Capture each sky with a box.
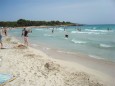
[0,0,115,24]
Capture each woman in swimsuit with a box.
[22,28,29,46]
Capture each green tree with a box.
[17,19,27,26]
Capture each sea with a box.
[9,24,115,62]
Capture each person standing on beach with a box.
[0,28,3,49]
[3,27,8,36]
[22,28,30,46]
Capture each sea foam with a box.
[44,34,52,37]
[35,29,43,30]
[100,44,112,48]
[89,55,104,59]
[72,39,87,44]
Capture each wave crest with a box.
[100,44,112,48]
[72,39,87,44]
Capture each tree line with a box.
[0,19,80,27]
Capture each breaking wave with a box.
[71,39,87,44]
[100,44,112,48]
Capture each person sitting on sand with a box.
[0,28,3,49]
[22,28,30,46]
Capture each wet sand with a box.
[31,43,115,86]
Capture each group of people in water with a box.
[0,26,69,49]
[51,26,112,39]
[51,27,81,38]
[0,26,112,49]
[51,27,69,38]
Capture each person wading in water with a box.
[22,28,31,46]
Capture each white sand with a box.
[0,37,113,86]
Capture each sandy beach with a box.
[0,37,114,86]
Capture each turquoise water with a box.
[9,24,115,62]
[0,74,12,84]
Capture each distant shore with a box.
[0,19,80,28]
[13,25,79,29]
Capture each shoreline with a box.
[31,42,115,78]
[31,42,115,63]
[30,42,115,86]
[14,25,73,29]
[0,36,115,86]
